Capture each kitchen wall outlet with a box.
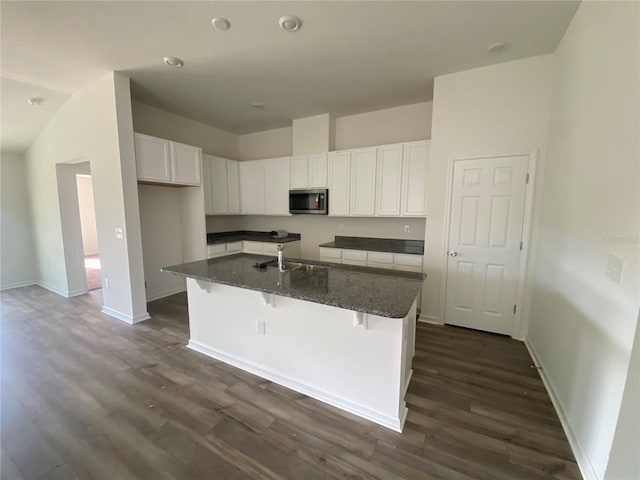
[339,223,344,231]
[115,227,124,239]
[256,319,266,335]
[404,225,410,233]
[606,254,624,283]
[104,278,110,288]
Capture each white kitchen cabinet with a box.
[264,157,291,215]
[239,160,265,214]
[328,151,351,216]
[319,247,342,262]
[206,243,227,259]
[134,133,172,183]
[367,251,395,269]
[350,148,377,216]
[242,241,265,254]
[227,241,243,254]
[171,141,202,186]
[317,247,423,273]
[394,253,423,272]
[341,249,368,266]
[227,160,241,214]
[401,140,429,216]
[202,155,214,215]
[134,133,202,186]
[375,144,403,216]
[290,156,308,189]
[210,155,229,214]
[308,153,328,188]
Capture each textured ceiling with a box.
[1,1,579,153]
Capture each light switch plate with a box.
[115,227,124,239]
[606,254,624,283]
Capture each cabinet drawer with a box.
[367,251,394,265]
[319,247,342,260]
[207,244,226,257]
[263,243,280,255]
[394,254,423,269]
[227,241,243,253]
[342,249,368,262]
[243,241,264,254]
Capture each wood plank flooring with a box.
[0,286,581,480]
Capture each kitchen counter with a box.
[207,230,301,245]
[319,235,424,255]
[162,253,424,319]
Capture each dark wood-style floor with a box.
[1,286,580,480]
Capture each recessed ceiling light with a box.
[212,17,230,30]
[163,56,184,67]
[252,102,265,110]
[487,42,507,54]
[279,15,302,32]
[27,97,44,106]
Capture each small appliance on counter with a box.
[270,230,289,239]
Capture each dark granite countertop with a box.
[207,230,301,245]
[162,253,424,319]
[319,236,424,255]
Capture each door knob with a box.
[449,251,458,257]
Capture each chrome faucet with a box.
[277,243,286,272]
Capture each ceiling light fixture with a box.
[487,42,507,54]
[27,97,44,106]
[212,17,230,30]
[252,102,265,110]
[163,56,184,67]
[279,15,302,32]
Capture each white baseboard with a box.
[525,338,599,480]
[67,288,88,298]
[102,306,150,324]
[37,282,70,297]
[0,280,36,291]
[188,339,406,432]
[145,287,187,303]
[418,314,440,324]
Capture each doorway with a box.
[76,174,101,290]
[443,154,532,336]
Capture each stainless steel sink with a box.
[268,261,333,272]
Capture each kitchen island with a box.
[162,253,424,431]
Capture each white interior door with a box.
[445,155,529,336]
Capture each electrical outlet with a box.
[339,223,344,231]
[115,227,124,239]
[606,254,624,283]
[256,319,266,335]
[104,278,110,288]
[404,225,410,233]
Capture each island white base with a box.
[185,278,416,432]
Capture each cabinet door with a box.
[239,160,265,214]
[308,153,328,188]
[227,160,241,214]
[328,151,351,216]
[243,241,264,254]
[290,155,308,189]
[350,148,377,216]
[202,154,214,215]
[264,157,291,215]
[134,133,171,183]
[210,156,229,214]
[171,141,202,186]
[402,141,429,216]
[375,144,403,216]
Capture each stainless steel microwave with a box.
[289,189,328,215]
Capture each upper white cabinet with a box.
[349,148,377,216]
[328,151,351,216]
[264,157,291,215]
[401,140,429,216]
[290,154,328,189]
[239,160,265,214]
[135,133,201,186]
[202,155,240,215]
[375,144,403,216]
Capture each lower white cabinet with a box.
[319,247,423,272]
[208,241,301,259]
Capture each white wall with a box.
[424,55,553,323]
[76,174,99,255]
[527,2,639,479]
[334,102,432,150]
[210,215,425,261]
[238,126,292,161]
[293,113,332,155]
[24,72,148,322]
[0,151,37,289]
[131,100,239,159]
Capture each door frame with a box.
[438,150,538,339]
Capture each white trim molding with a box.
[102,306,150,324]
[525,338,599,480]
[188,339,407,432]
[418,314,440,324]
[0,281,37,291]
[145,286,187,303]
